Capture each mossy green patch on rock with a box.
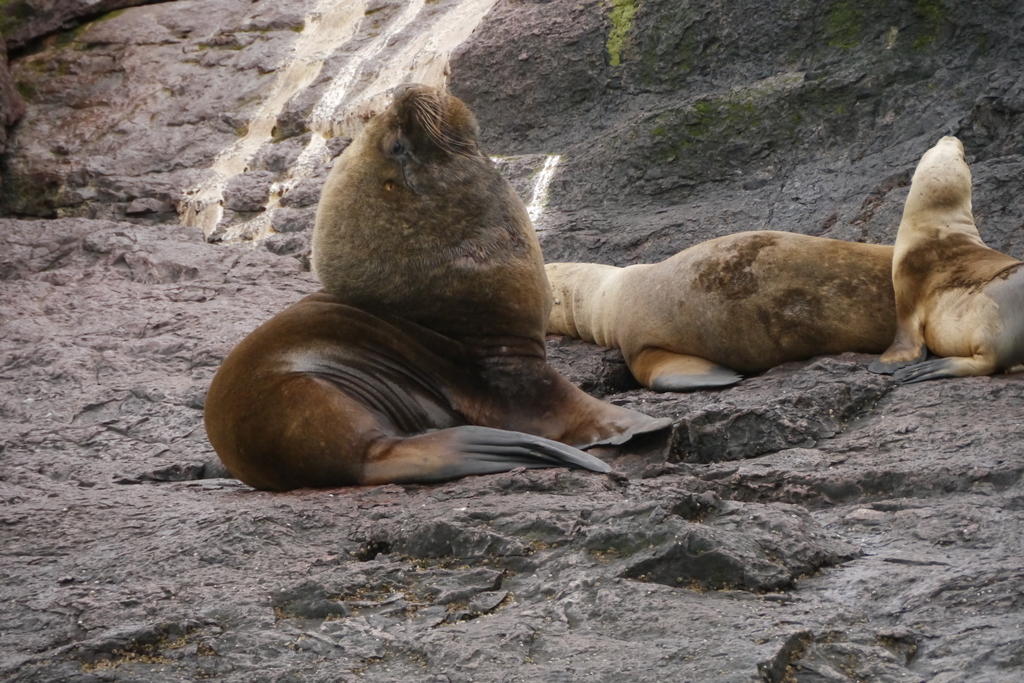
[96,8,127,23]
[683,95,760,146]
[821,0,946,54]
[0,0,32,36]
[622,70,876,191]
[643,88,768,168]
[607,0,639,67]
[626,0,703,88]
[14,78,35,100]
[826,1,865,49]
[912,0,945,49]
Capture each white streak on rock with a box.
[180,0,365,238]
[311,0,498,141]
[182,0,498,244]
[527,154,561,227]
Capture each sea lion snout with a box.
[391,82,418,100]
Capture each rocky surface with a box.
[2,1,1024,682]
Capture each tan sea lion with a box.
[204,84,669,491]
[868,136,1024,383]
[547,231,897,391]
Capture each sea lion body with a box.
[205,85,668,491]
[869,136,1024,382]
[547,231,896,391]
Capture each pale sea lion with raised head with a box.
[204,84,669,491]
[868,136,1024,382]
[547,231,897,391]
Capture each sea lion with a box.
[868,136,1024,383]
[546,231,897,391]
[204,84,669,491]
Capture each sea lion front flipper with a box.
[361,425,611,485]
[869,317,928,375]
[892,354,999,384]
[630,348,742,391]
[539,368,673,447]
[868,344,927,375]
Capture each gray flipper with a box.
[650,368,742,392]
[631,348,742,392]
[893,355,997,384]
[362,425,610,485]
[869,339,928,375]
[449,425,612,473]
[868,350,926,375]
[585,416,674,447]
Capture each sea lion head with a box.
[357,83,483,193]
[903,135,972,219]
[318,83,488,210]
[312,84,549,341]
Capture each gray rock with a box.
[223,171,275,213]
[2,1,310,221]
[278,176,327,209]
[271,206,314,233]
[451,0,1024,267]
[0,1,158,50]
[263,230,311,269]
[3,212,1024,683]
[0,33,24,127]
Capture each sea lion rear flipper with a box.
[362,425,611,485]
[893,354,998,384]
[630,348,742,391]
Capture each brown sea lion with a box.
[868,136,1024,383]
[204,84,669,491]
[546,231,896,391]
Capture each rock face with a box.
[2,1,1024,682]
[452,0,1024,264]
[0,1,158,51]
[0,0,500,244]
[0,32,25,197]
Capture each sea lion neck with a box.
[900,139,973,228]
[898,138,981,250]
[547,263,622,348]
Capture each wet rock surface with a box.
[3,1,1024,682]
[3,219,1024,682]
